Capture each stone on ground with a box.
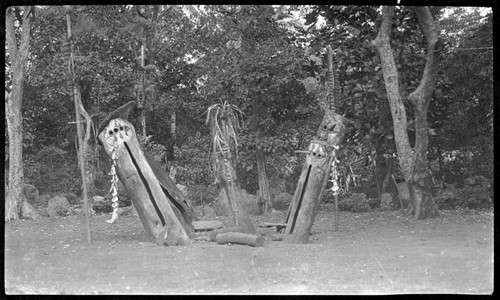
[202,206,216,219]
[23,184,39,206]
[272,192,293,211]
[36,194,51,208]
[47,196,71,217]
[380,193,393,210]
[61,192,78,205]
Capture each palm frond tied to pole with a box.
[206,101,244,181]
[205,101,256,235]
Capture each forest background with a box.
[4,5,493,218]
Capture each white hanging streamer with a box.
[328,145,340,195]
[106,128,120,224]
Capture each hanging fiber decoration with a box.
[328,145,341,195]
[106,120,120,224]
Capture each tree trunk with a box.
[372,6,440,219]
[167,110,176,164]
[5,7,34,221]
[256,149,272,212]
[374,143,386,199]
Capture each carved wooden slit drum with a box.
[97,101,197,246]
[283,110,349,244]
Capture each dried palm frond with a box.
[205,101,244,178]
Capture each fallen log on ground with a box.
[258,222,287,231]
[209,226,245,242]
[216,232,265,247]
[193,220,223,232]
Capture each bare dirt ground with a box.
[4,204,493,295]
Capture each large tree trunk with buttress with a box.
[372,6,440,219]
[5,7,34,221]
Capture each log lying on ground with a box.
[272,234,284,241]
[209,226,245,242]
[193,220,223,232]
[258,222,287,230]
[216,232,265,247]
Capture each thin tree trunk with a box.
[5,7,34,221]
[256,149,272,212]
[374,144,385,199]
[140,111,147,137]
[169,110,176,163]
[383,155,394,193]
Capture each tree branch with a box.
[407,6,440,108]
[407,7,441,168]
[18,7,34,60]
[6,7,19,61]
[451,47,493,51]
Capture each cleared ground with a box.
[4,204,493,295]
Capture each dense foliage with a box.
[5,5,492,208]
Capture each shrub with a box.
[338,193,370,212]
[24,145,81,195]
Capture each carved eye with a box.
[109,130,113,135]
[114,128,119,133]
[119,126,123,131]
[323,125,328,130]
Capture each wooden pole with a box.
[334,194,339,231]
[66,9,91,245]
[140,42,146,137]
[328,45,339,232]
